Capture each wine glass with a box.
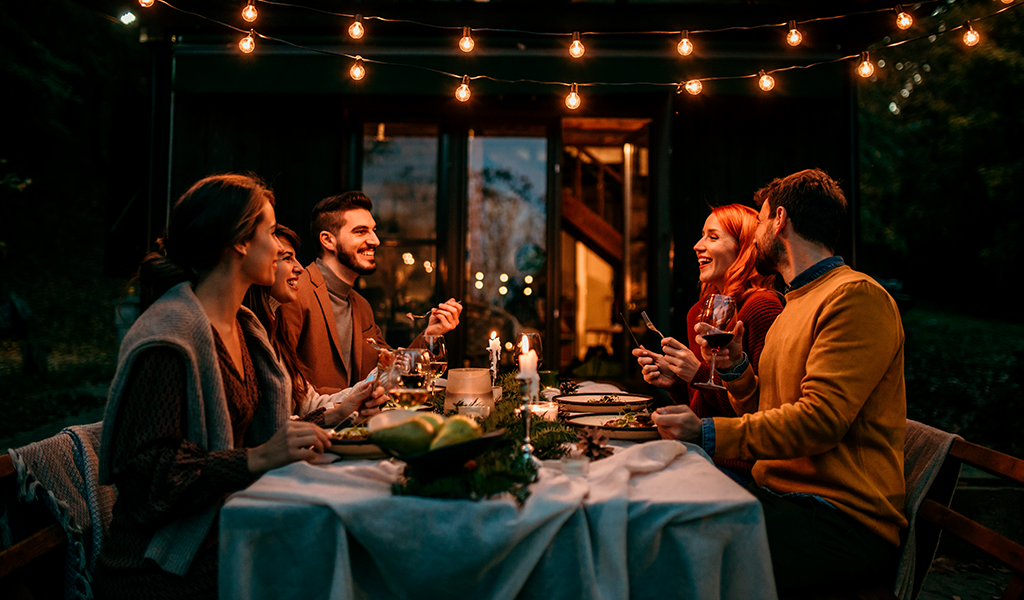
[516,333,543,368]
[692,294,738,391]
[387,348,431,409]
[423,335,447,395]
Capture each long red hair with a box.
[699,203,776,304]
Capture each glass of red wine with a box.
[692,294,738,391]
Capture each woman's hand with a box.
[247,420,331,474]
[660,337,701,383]
[322,380,389,427]
[632,346,676,389]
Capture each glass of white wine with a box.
[423,335,447,395]
[387,349,431,409]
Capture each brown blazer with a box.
[278,262,387,392]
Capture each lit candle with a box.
[488,331,501,352]
[518,334,540,400]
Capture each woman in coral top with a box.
[634,203,782,482]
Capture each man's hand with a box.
[632,346,676,389]
[651,405,702,443]
[424,298,463,336]
[694,320,745,370]
[659,337,701,383]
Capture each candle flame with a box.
[521,334,529,353]
[490,331,497,340]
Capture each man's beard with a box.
[336,245,377,276]
[753,232,785,278]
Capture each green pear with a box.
[418,413,445,430]
[429,415,482,450]
[370,416,436,455]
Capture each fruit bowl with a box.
[381,429,507,475]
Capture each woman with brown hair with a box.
[243,224,386,426]
[635,203,783,481]
[94,174,333,599]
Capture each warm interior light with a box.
[963,22,980,46]
[139,0,154,7]
[684,79,702,95]
[120,12,136,24]
[569,32,585,58]
[239,32,255,53]
[241,0,257,23]
[455,76,471,102]
[348,15,364,39]
[786,21,803,46]
[349,56,365,80]
[459,27,475,53]
[758,71,775,91]
[895,7,913,30]
[565,83,581,109]
[857,52,875,78]
[677,31,693,56]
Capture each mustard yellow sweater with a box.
[714,265,908,546]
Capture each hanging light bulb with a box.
[568,32,585,59]
[241,0,257,23]
[459,27,475,53]
[348,14,364,40]
[895,6,913,30]
[455,76,472,102]
[677,30,693,56]
[565,83,581,110]
[758,70,775,92]
[684,79,702,95]
[856,52,875,78]
[239,31,255,54]
[349,56,365,80]
[786,21,803,46]
[139,0,154,7]
[963,22,980,46]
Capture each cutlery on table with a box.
[640,311,664,339]
[618,312,642,349]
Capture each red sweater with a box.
[670,289,783,476]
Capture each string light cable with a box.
[137,0,1023,99]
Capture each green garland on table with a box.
[394,371,577,506]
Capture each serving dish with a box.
[554,392,653,414]
[565,414,660,441]
[380,429,507,474]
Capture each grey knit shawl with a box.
[99,282,290,576]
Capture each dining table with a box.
[219,435,778,600]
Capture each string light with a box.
[895,6,913,30]
[349,56,365,80]
[856,51,875,78]
[239,30,255,53]
[568,32,585,58]
[565,83,581,110]
[139,0,154,7]
[459,27,475,53]
[677,30,693,56]
[786,20,803,46]
[120,12,137,24]
[963,21,980,46]
[241,0,257,23]
[455,75,471,102]
[348,14,364,40]
[1002,0,1014,4]
[684,79,702,95]
[758,70,775,91]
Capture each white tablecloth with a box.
[219,441,777,600]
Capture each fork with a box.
[405,300,462,321]
[640,311,664,339]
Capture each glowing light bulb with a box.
[677,31,693,56]
[459,27,475,53]
[684,79,702,95]
[455,75,471,102]
[565,83,581,110]
[241,1,257,23]
[758,70,775,91]
[1002,0,1014,4]
[895,7,913,30]
[139,0,154,7]
[568,32,585,59]
[963,22,980,46]
[857,52,875,78]
[786,21,802,46]
[120,12,136,24]
[239,31,255,54]
[348,15,364,40]
[349,56,365,80]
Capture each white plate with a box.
[565,413,660,441]
[554,392,653,414]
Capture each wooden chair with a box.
[0,453,67,600]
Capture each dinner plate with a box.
[565,414,660,441]
[380,429,507,475]
[327,438,389,459]
[554,392,653,414]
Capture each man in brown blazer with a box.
[279,191,462,392]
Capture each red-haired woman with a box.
[634,203,782,482]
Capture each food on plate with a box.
[592,394,620,403]
[604,410,654,428]
[370,415,437,454]
[330,424,370,440]
[429,415,482,450]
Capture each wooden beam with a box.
[948,439,1024,485]
[918,500,1024,576]
[562,194,622,267]
[0,524,66,580]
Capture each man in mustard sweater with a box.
[654,169,907,591]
